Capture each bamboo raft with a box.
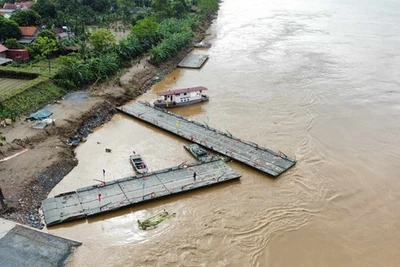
[117,101,296,177]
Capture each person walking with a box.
[193,171,197,181]
[0,187,6,208]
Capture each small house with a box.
[0,8,15,18]
[7,49,29,61]
[0,43,7,58]
[3,2,36,10]
[53,27,75,41]
[0,44,13,65]
[18,26,39,44]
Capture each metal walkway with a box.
[178,54,208,68]
[118,101,296,177]
[42,159,240,226]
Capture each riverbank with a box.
[0,16,215,229]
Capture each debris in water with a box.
[105,148,112,153]
[138,210,176,230]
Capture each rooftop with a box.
[0,44,8,53]
[20,26,38,37]
[3,2,35,10]
[157,86,208,96]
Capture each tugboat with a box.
[153,86,209,108]
[184,144,232,163]
[129,154,148,174]
[184,144,212,162]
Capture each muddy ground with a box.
[0,18,214,228]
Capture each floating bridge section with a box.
[118,102,296,177]
[42,159,240,226]
[178,54,209,68]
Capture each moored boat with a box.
[153,86,209,108]
[194,41,212,48]
[129,154,148,174]
[184,143,213,162]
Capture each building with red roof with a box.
[0,43,8,57]
[0,44,14,65]
[3,2,35,10]
[18,26,39,44]
[7,49,29,61]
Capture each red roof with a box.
[0,44,8,53]
[3,2,35,9]
[20,26,38,36]
[157,86,208,96]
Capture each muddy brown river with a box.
[47,0,400,266]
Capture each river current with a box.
[48,0,400,266]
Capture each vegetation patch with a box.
[0,82,65,119]
[0,78,32,96]
[0,68,39,79]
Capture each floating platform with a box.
[118,102,296,177]
[42,159,240,226]
[178,54,208,68]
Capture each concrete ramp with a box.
[0,224,81,267]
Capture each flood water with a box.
[47,0,400,266]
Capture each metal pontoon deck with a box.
[42,159,240,226]
[178,54,209,68]
[118,101,296,177]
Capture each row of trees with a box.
[54,0,219,89]
[55,12,200,89]
[1,0,219,90]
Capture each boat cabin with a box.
[157,86,207,105]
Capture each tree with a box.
[171,0,189,17]
[152,0,169,12]
[130,17,160,49]
[30,36,59,71]
[89,28,115,51]
[198,0,218,15]
[0,16,21,40]
[32,0,57,20]
[78,41,91,61]
[118,0,136,9]
[10,9,42,26]
[4,38,23,49]
[37,29,57,40]
[151,0,171,18]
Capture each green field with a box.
[0,77,31,95]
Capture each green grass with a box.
[0,77,32,95]
[0,59,61,101]
[27,58,63,75]
[0,81,66,119]
[2,58,63,78]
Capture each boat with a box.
[194,41,212,48]
[153,86,209,108]
[129,154,148,174]
[184,143,212,162]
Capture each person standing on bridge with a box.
[193,171,197,181]
[0,187,6,209]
